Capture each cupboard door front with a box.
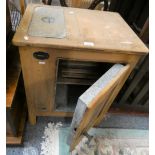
[67,63,130,151]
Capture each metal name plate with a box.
[28,6,66,38]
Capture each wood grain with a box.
[19,46,141,122]
[20,0,25,15]
[6,102,27,145]
[13,5,148,146]
[66,0,94,8]
[13,4,148,55]
[69,64,131,151]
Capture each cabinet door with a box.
[68,63,130,151]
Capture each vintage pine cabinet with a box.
[13,4,148,150]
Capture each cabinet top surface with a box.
[13,4,148,55]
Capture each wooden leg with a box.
[27,104,36,125]
[28,109,36,125]
[19,50,37,125]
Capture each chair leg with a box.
[59,0,109,10]
[47,0,52,5]
[42,0,52,5]
[89,0,109,10]
[59,0,68,7]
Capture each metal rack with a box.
[8,0,22,31]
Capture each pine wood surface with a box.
[13,4,148,55]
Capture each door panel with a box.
[67,63,130,151]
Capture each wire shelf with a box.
[8,1,22,32]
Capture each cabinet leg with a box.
[28,111,36,125]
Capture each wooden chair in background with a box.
[19,0,109,15]
[59,0,109,10]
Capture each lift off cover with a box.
[28,6,66,38]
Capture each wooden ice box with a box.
[13,4,148,131]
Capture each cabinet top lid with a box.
[28,6,66,38]
[13,4,148,55]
